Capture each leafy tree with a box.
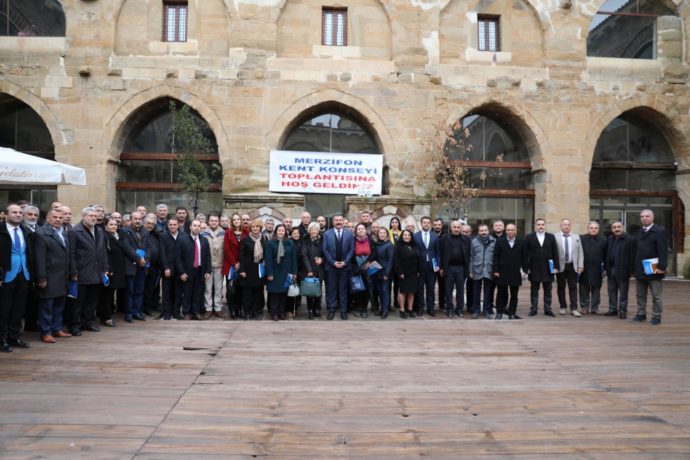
[168,101,218,216]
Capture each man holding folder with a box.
[632,209,667,326]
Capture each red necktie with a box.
[193,237,200,268]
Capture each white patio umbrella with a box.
[0,146,86,186]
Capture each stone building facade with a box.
[1,0,689,272]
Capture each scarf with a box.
[250,233,263,263]
[276,239,285,264]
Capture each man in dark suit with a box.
[176,220,211,320]
[524,218,559,317]
[432,218,447,312]
[0,204,33,352]
[33,209,72,343]
[492,223,527,320]
[21,205,40,333]
[632,209,667,325]
[322,214,354,320]
[143,214,162,316]
[439,220,470,318]
[160,219,183,320]
[579,221,607,315]
[413,216,440,317]
[604,221,635,319]
[120,211,149,322]
[68,206,110,336]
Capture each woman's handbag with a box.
[349,275,366,292]
[287,283,300,297]
[300,277,321,297]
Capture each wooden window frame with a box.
[162,1,188,43]
[477,15,500,52]
[322,7,348,47]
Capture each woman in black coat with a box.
[101,217,139,325]
[239,219,267,320]
[393,229,419,318]
[285,226,303,317]
[301,222,325,319]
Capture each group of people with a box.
[0,200,668,353]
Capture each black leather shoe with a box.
[619,311,627,319]
[528,309,537,317]
[603,310,618,316]
[8,338,30,348]
[471,312,479,319]
[374,310,382,316]
[308,311,314,320]
[69,328,82,336]
[495,313,502,320]
[133,314,147,321]
[381,311,388,319]
[360,311,368,318]
[82,323,101,332]
[340,312,348,320]
[631,314,646,322]
[399,311,407,319]
[125,316,133,323]
[1,341,12,353]
[650,317,661,326]
[416,312,423,317]
[427,310,435,317]
[486,313,494,320]
[544,310,555,317]
[512,314,521,320]
[327,311,335,320]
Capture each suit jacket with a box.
[0,223,32,281]
[554,231,584,271]
[32,225,68,298]
[105,231,138,290]
[120,226,149,276]
[580,234,607,287]
[413,230,440,271]
[525,232,559,282]
[160,231,182,273]
[176,233,212,277]
[634,224,667,280]
[605,233,635,281]
[322,228,354,272]
[439,233,470,272]
[492,236,527,286]
[68,222,110,285]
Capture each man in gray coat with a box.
[468,224,496,319]
[33,209,72,343]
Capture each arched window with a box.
[590,110,679,272]
[281,104,383,217]
[433,108,534,234]
[0,0,66,36]
[0,93,57,209]
[587,0,676,59]
[117,98,222,214]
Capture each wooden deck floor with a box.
[2,280,690,459]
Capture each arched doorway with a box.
[0,93,57,210]
[431,106,535,235]
[589,109,679,273]
[280,102,384,217]
[116,97,222,215]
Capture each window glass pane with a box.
[178,7,187,42]
[0,95,55,159]
[593,114,674,163]
[454,115,529,162]
[478,22,486,50]
[165,7,176,42]
[587,0,676,59]
[336,13,345,46]
[465,168,533,190]
[590,169,675,191]
[0,0,66,36]
[432,197,534,236]
[283,113,377,153]
[323,13,333,45]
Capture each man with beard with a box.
[579,221,607,315]
[604,221,635,319]
[524,218,559,317]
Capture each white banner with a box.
[269,150,383,196]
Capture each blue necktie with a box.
[13,228,21,252]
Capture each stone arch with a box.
[582,97,690,172]
[439,0,545,67]
[440,95,548,168]
[0,81,65,152]
[267,89,395,157]
[113,0,231,56]
[276,0,392,59]
[104,84,229,162]
[274,0,393,26]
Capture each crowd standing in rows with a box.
[0,201,668,352]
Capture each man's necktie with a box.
[193,237,200,268]
[13,228,21,252]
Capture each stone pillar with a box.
[658,16,688,84]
